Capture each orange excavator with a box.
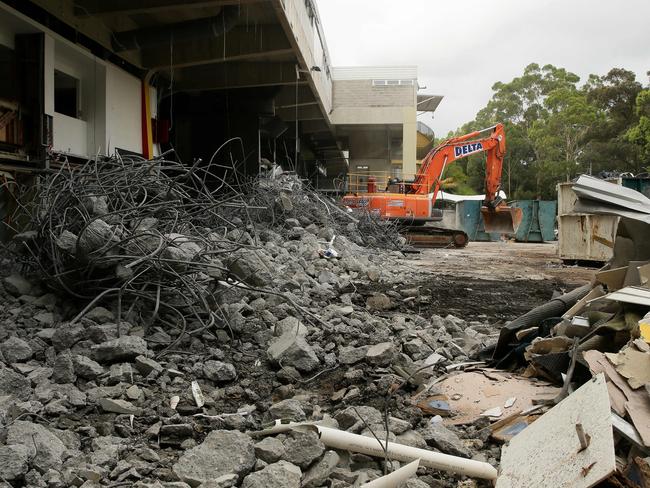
[342,123,523,248]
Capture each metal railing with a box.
[347,170,436,195]
[417,121,435,141]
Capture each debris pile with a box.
[7,155,402,333]
[4,156,645,486]
[488,176,650,487]
[0,155,511,488]
[232,171,405,251]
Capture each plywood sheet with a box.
[496,374,615,488]
[436,372,559,425]
[595,266,628,291]
[611,348,650,389]
[584,350,650,447]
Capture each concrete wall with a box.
[330,77,417,174]
[332,80,415,108]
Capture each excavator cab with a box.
[481,204,523,234]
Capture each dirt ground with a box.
[390,241,598,323]
[412,241,596,285]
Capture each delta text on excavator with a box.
[342,123,523,248]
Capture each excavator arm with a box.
[413,123,521,233]
[413,124,504,202]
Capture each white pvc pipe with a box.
[360,459,420,487]
[259,421,498,480]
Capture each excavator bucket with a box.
[481,205,523,235]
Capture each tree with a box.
[582,68,644,173]
[626,89,650,168]
[529,87,601,183]
[450,64,648,199]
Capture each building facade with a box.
[0,0,441,190]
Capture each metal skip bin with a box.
[457,200,502,242]
[557,181,619,263]
[509,200,557,242]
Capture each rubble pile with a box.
[230,171,405,251]
[5,159,646,486]
[0,156,504,488]
[6,156,402,333]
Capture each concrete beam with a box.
[277,104,324,122]
[142,24,292,69]
[273,84,317,108]
[74,0,263,16]
[300,119,330,134]
[112,12,239,52]
[173,61,305,91]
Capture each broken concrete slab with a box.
[254,437,285,464]
[52,352,76,384]
[91,336,148,363]
[99,398,142,415]
[72,354,105,379]
[281,429,326,469]
[267,333,320,372]
[0,444,30,481]
[0,366,32,400]
[301,450,339,488]
[203,360,237,382]
[0,336,32,363]
[7,421,68,472]
[173,430,255,487]
[338,345,370,365]
[365,342,397,366]
[268,399,306,421]
[420,422,472,458]
[241,460,301,488]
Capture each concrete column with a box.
[43,34,55,116]
[402,106,417,177]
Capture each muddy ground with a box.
[406,241,595,321]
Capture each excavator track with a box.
[401,225,469,248]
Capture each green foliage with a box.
[626,90,650,167]
[446,65,648,199]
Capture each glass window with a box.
[54,70,80,119]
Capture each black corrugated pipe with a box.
[491,283,593,362]
[112,6,240,52]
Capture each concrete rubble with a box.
[1,159,635,486]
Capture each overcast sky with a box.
[316,0,650,137]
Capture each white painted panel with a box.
[106,64,142,154]
[53,113,88,157]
